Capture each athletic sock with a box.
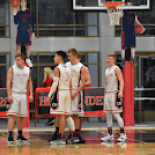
[120,128,125,134]
[108,128,112,135]
[9,131,13,138]
[55,127,59,134]
[18,130,22,137]
[75,129,80,134]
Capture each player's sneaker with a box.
[67,134,73,144]
[72,133,80,143]
[26,58,33,67]
[49,131,59,144]
[120,59,125,67]
[101,133,114,142]
[78,134,85,143]
[117,133,127,142]
[131,58,137,66]
[16,135,30,143]
[8,135,14,145]
[58,139,66,145]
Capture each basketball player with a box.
[7,53,33,144]
[66,49,87,143]
[101,53,127,142]
[13,0,35,67]
[45,51,75,145]
[121,0,145,67]
[66,52,91,143]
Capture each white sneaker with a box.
[26,58,33,67]
[101,133,114,142]
[117,133,127,142]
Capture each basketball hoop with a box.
[103,1,125,26]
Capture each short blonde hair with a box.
[107,53,117,59]
[67,48,78,56]
[77,52,81,59]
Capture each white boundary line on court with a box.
[1,126,155,133]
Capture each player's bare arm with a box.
[116,67,124,99]
[72,66,86,99]
[135,15,146,32]
[13,8,17,16]
[28,71,33,103]
[45,67,59,105]
[6,67,13,104]
[85,68,91,87]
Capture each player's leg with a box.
[130,33,137,66]
[49,91,60,142]
[24,29,33,67]
[101,93,114,141]
[58,114,66,144]
[16,116,29,142]
[121,30,127,67]
[112,93,127,142]
[7,93,19,144]
[48,116,60,142]
[17,94,29,142]
[131,47,137,66]
[16,45,21,54]
[65,91,75,143]
[8,115,16,144]
[25,45,33,67]
[101,111,114,141]
[113,112,127,142]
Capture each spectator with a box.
[43,67,55,126]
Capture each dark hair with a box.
[15,53,25,60]
[56,51,67,60]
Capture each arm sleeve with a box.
[48,77,59,97]
[29,10,35,32]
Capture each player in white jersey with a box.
[101,53,127,142]
[66,48,87,143]
[7,53,33,145]
[45,51,75,145]
[70,52,91,142]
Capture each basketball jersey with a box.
[105,65,118,93]
[66,62,83,90]
[12,65,30,93]
[122,12,135,32]
[57,64,71,90]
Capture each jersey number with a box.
[20,77,25,84]
[65,72,70,81]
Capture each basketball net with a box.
[106,6,123,25]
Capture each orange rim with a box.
[103,1,125,7]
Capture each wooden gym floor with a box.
[0,128,155,155]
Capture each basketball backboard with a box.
[73,0,151,11]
